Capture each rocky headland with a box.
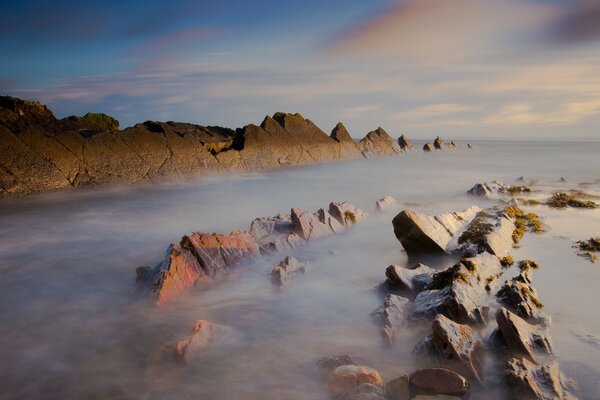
[0,96,469,196]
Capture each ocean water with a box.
[0,140,599,400]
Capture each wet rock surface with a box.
[316,355,357,377]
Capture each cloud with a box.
[483,99,600,126]
[388,103,481,122]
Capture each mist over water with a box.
[1,140,599,400]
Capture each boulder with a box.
[506,357,574,400]
[496,270,545,322]
[495,308,552,363]
[338,383,388,400]
[329,201,368,227]
[375,195,398,212]
[392,206,481,256]
[170,320,234,362]
[328,365,384,398]
[413,252,505,324]
[291,207,344,240]
[316,355,357,377]
[397,134,414,150]
[423,143,434,152]
[358,127,402,157]
[386,375,410,400]
[431,314,484,382]
[271,256,310,286]
[409,368,470,397]
[371,294,409,344]
[384,263,435,293]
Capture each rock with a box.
[392,206,481,256]
[413,252,505,324]
[412,396,462,400]
[338,383,388,400]
[331,122,364,160]
[144,231,259,305]
[449,141,459,149]
[506,357,574,400]
[291,207,344,240]
[316,355,357,377]
[467,180,531,199]
[496,270,545,322]
[433,136,445,150]
[358,127,402,157]
[559,177,568,183]
[409,368,470,397]
[423,143,434,152]
[398,134,414,150]
[386,375,410,400]
[248,214,304,254]
[328,365,384,398]
[172,320,234,362]
[467,144,473,149]
[371,294,409,344]
[495,308,552,363]
[457,210,515,256]
[431,314,484,382]
[271,256,310,286]
[384,263,435,293]
[375,195,398,212]
[329,201,368,227]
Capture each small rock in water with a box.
[316,354,357,377]
[398,134,414,151]
[370,294,409,344]
[386,375,410,400]
[409,368,470,397]
[159,320,235,363]
[328,365,384,398]
[423,143,434,152]
[375,195,398,212]
[271,256,310,286]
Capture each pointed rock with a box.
[398,134,414,150]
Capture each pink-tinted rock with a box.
[173,320,234,362]
[271,256,310,286]
[409,368,470,397]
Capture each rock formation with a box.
[397,134,413,150]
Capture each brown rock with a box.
[431,314,484,382]
[328,365,384,398]
[409,368,470,397]
[358,127,402,157]
[375,195,398,212]
[331,122,364,160]
[271,256,310,286]
[423,143,434,152]
[433,136,445,150]
[338,383,388,400]
[385,263,435,293]
[329,201,368,227]
[495,308,552,363]
[497,270,545,322]
[397,134,414,151]
[316,355,357,377]
[506,357,573,400]
[173,320,234,362]
[386,375,410,400]
[291,207,343,240]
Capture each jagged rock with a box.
[291,207,344,240]
[248,214,304,253]
[409,368,470,397]
[384,263,435,293]
[457,210,515,256]
[392,206,481,256]
[167,320,234,363]
[467,180,531,199]
[338,383,388,400]
[506,357,574,400]
[449,141,459,149]
[375,195,398,212]
[398,134,414,150]
[467,144,473,149]
[495,308,552,363]
[328,365,384,398]
[386,375,410,400]
[497,270,545,322]
[358,127,401,157]
[143,231,259,305]
[431,314,484,382]
[316,355,357,377]
[371,294,409,344]
[413,252,505,324]
[329,201,368,227]
[271,256,310,286]
[423,143,434,152]
[433,136,445,150]
[331,122,364,160]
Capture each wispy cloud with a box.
[388,103,481,122]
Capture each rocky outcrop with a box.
[328,365,384,398]
[497,270,545,322]
[271,256,310,286]
[467,181,531,199]
[139,201,366,305]
[375,195,398,212]
[358,127,402,158]
[397,134,413,150]
[506,357,574,400]
[371,294,409,344]
[392,206,481,256]
[384,263,435,293]
[494,308,552,363]
[0,96,470,196]
[457,210,516,257]
[423,143,434,152]
[434,136,445,150]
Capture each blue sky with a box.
[2,0,600,139]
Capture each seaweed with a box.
[546,192,598,209]
[518,259,540,272]
[574,237,600,263]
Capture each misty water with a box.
[1,140,599,400]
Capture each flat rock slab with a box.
[392,206,481,256]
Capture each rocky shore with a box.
[0,96,469,196]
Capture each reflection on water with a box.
[0,140,599,399]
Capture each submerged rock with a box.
[433,136,445,150]
[409,368,470,397]
[375,195,398,212]
[317,355,357,377]
[328,365,384,398]
[271,256,310,286]
[506,357,574,400]
[329,201,369,227]
[398,134,414,151]
[423,143,434,152]
[371,294,409,344]
[431,314,484,382]
[467,181,531,199]
[392,206,481,256]
[166,320,235,363]
[494,308,552,363]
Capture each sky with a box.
[1,0,600,140]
